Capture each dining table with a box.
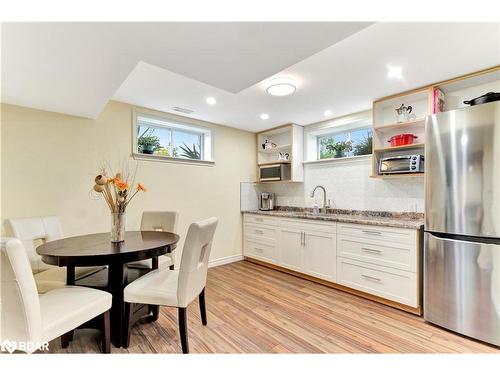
[36,230,179,348]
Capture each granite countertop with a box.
[243,207,424,229]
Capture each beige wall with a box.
[1,101,257,263]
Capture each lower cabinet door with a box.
[337,257,417,307]
[244,239,277,264]
[279,228,303,272]
[303,231,336,282]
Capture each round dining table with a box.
[36,231,179,348]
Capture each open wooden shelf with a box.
[258,160,292,166]
[370,173,425,179]
[258,144,291,153]
[373,143,425,153]
[373,118,425,130]
[254,179,294,184]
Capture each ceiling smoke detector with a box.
[172,106,194,114]
[265,77,296,97]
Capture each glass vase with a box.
[110,212,126,242]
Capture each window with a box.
[133,112,213,163]
[317,127,372,159]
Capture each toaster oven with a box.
[379,154,424,174]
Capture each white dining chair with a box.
[127,211,178,270]
[0,238,112,353]
[123,217,218,353]
[4,216,104,293]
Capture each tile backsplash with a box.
[247,156,424,213]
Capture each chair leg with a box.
[150,305,159,321]
[123,303,132,348]
[178,307,189,354]
[61,330,73,348]
[101,310,110,353]
[199,288,207,326]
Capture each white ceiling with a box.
[2,22,500,132]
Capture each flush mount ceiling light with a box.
[265,78,296,97]
[206,97,216,105]
[324,110,333,117]
[260,113,269,120]
[387,65,403,80]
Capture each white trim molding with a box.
[208,254,244,268]
[303,154,371,165]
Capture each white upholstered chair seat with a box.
[33,266,103,293]
[124,269,179,306]
[34,268,67,294]
[127,255,174,269]
[40,286,111,343]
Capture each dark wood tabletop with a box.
[36,230,180,348]
[37,231,180,267]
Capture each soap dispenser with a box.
[312,201,319,215]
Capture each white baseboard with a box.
[208,254,244,268]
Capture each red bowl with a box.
[388,134,418,147]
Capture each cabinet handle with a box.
[362,247,382,254]
[255,218,263,222]
[361,274,381,282]
[362,230,382,236]
[254,247,264,253]
[303,232,306,247]
[255,229,264,234]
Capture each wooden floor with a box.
[48,260,499,353]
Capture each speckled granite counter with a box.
[243,207,424,229]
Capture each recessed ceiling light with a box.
[324,110,333,117]
[206,97,216,105]
[265,77,296,97]
[260,113,269,120]
[387,65,403,80]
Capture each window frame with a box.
[316,127,372,160]
[303,110,372,163]
[132,110,214,165]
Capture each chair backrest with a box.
[140,211,178,233]
[177,217,218,307]
[0,238,43,350]
[3,216,62,274]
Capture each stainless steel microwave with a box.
[379,154,424,174]
[259,163,291,182]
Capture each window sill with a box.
[132,153,215,166]
[303,154,371,165]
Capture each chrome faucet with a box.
[310,185,331,214]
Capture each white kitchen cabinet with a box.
[336,257,417,307]
[244,239,277,264]
[278,227,303,272]
[243,213,422,314]
[302,230,336,282]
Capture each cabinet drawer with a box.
[244,214,279,227]
[244,224,278,243]
[244,239,277,263]
[280,218,336,234]
[337,257,417,307]
[337,222,416,245]
[337,236,416,272]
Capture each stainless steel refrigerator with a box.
[424,101,500,346]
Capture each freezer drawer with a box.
[424,232,500,346]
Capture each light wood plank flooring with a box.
[48,261,499,353]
